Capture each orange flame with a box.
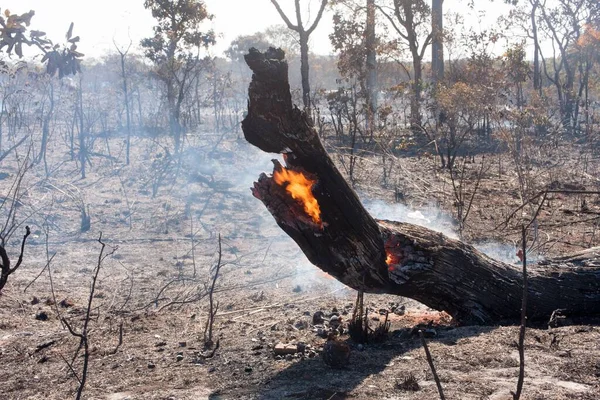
[273,168,322,225]
[386,253,393,265]
[385,252,395,271]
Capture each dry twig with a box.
[62,233,116,400]
[204,233,222,347]
[512,226,528,400]
[0,226,31,292]
[419,330,446,400]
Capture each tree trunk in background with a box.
[37,81,54,171]
[530,0,541,93]
[119,51,132,165]
[431,0,444,84]
[365,0,377,136]
[410,53,422,128]
[77,76,86,179]
[240,48,600,325]
[299,31,311,108]
[269,0,328,110]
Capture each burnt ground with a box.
[0,132,599,399]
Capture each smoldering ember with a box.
[0,2,599,400]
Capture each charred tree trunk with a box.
[431,0,444,84]
[241,48,600,325]
[365,0,377,136]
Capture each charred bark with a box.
[241,48,600,325]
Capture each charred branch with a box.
[241,48,600,325]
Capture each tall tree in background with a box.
[269,0,328,109]
[378,0,432,129]
[330,0,379,139]
[431,0,444,83]
[365,0,377,133]
[141,0,215,153]
[529,0,541,92]
[536,0,597,134]
[114,38,133,165]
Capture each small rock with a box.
[35,311,49,321]
[294,320,309,330]
[297,342,307,353]
[292,285,302,293]
[251,344,264,351]
[394,305,406,316]
[147,362,156,369]
[245,366,253,373]
[557,350,572,358]
[312,311,325,325]
[303,311,311,316]
[155,341,167,347]
[35,340,56,352]
[357,344,365,351]
[208,366,216,373]
[316,328,328,339]
[285,354,293,361]
[378,308,388,315]
[176,353,184,362]
[59,298,75,308]
[330,315,342,329]
[178,341,187,347]
[31,297,40,305]
[274,342,298,355]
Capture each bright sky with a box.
[7,0,514,60]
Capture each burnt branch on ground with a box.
[0,226,31,292]
[240,47,600,325]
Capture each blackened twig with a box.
[62,233,116,400]
[419,330,446,400]
[204,233,222,347]
[512,226,528,400]
[0,226,31,292]
[107,321,124,355]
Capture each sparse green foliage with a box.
[0,9,82,77]
[141,0,216,153]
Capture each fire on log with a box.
[241,47,600,325]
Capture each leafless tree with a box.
[270,0,328,108]
[114,36,133,165]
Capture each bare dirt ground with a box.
[1,132,599,399]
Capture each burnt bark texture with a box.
[241,48,600,325]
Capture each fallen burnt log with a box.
[241,47,600,325]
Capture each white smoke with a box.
[360,197,533,265]
[362,198,459,239]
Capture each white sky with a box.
[8,0,514,60]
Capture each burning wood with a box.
[241,48,600,325]
[385,252,395,272]
[273,166,322,226]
